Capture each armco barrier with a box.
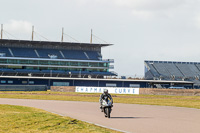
[51,86,200,96]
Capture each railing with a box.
[110,71,118,75]
[102,59,114,63]
[109,65,114,69]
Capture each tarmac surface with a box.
[0,98,200,133]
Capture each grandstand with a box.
[0,39,117,79]
[145,60,200,87]
[0,39,195,89]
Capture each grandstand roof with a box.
[0,39,113,47]
[145,60,200,64]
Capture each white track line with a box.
[50,111,131,133]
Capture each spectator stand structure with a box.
[145,60,200,88]
[0,40,195,90]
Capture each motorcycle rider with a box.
[99,89,113,112]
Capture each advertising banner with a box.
[75,86,139,94]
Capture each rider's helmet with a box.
[103,89,108,94]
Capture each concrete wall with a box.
[51,86,76,92]
[0,85,47,91]
[140,88,200,96]
[51,86,200,96]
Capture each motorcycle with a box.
[101,99,113,118]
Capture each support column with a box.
[32,26,34,41]
[1,24,3,39]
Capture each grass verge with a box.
[0,104,119,133]
[0,91,200,109]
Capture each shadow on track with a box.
[110,117,148,119]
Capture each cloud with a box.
[114,0,185,10]
[113,0,188,19]
[131,10,154,20]
[4,20,32,34]
[75,0,184,10]
[194,14,200,28]
[73,0,190,20]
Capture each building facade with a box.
[0,39,116,78]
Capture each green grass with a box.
[0,92,200,133]
[0,91,200,109]
[0,104,119,133]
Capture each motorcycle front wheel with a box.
[105,108,110,118]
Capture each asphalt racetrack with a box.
[0,98,200,133]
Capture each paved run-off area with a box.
[0,98,200,133]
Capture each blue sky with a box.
[1,0,200,77]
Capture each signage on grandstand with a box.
[75,86,139,94]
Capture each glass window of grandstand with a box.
[22,81,27,84]
[58,67,66,71]
[70,62,78,66]
[1,80,6,84]
[99,63,106,67]
[28,66,39,70]
[29,60,38,65]
[130,84,140,88]
[80,62,88,66]
[106,83,117,87]
[29,81,34,84]
[98,69,107,72]
[69,68,77,71]
[78,68,82,71]
[39,60,49,65]
[19,60,29,64]
[104,63,108,67]
[66,62,70,66]
[0,59,7,63]
[89,62,98,67]
[26,66,34,70]
[8,59,18,64]
[60,61,67,66]
[40,67,49,70]
[53,82,69,86]
[51,61,59,65]
[8,80,13,84]
[0,65,5,69]
[81,68,87,71]
[47,67,55,70]
[8,65,22,69]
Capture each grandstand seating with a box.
[0,47,12,57]
[36,49,63,59]
[0,68,15,72]
[11,47,38,58]
[195,64,200,73]
[145,62,160,77]
[176,64,196,77]
[15,69,40,73]
[164,63,183,77]
[62,50,88,60]
[145,61,200,81]
[92,71,115,76]
[0,47,102,60]
[153,63,171,77]
[86,51,101,60]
